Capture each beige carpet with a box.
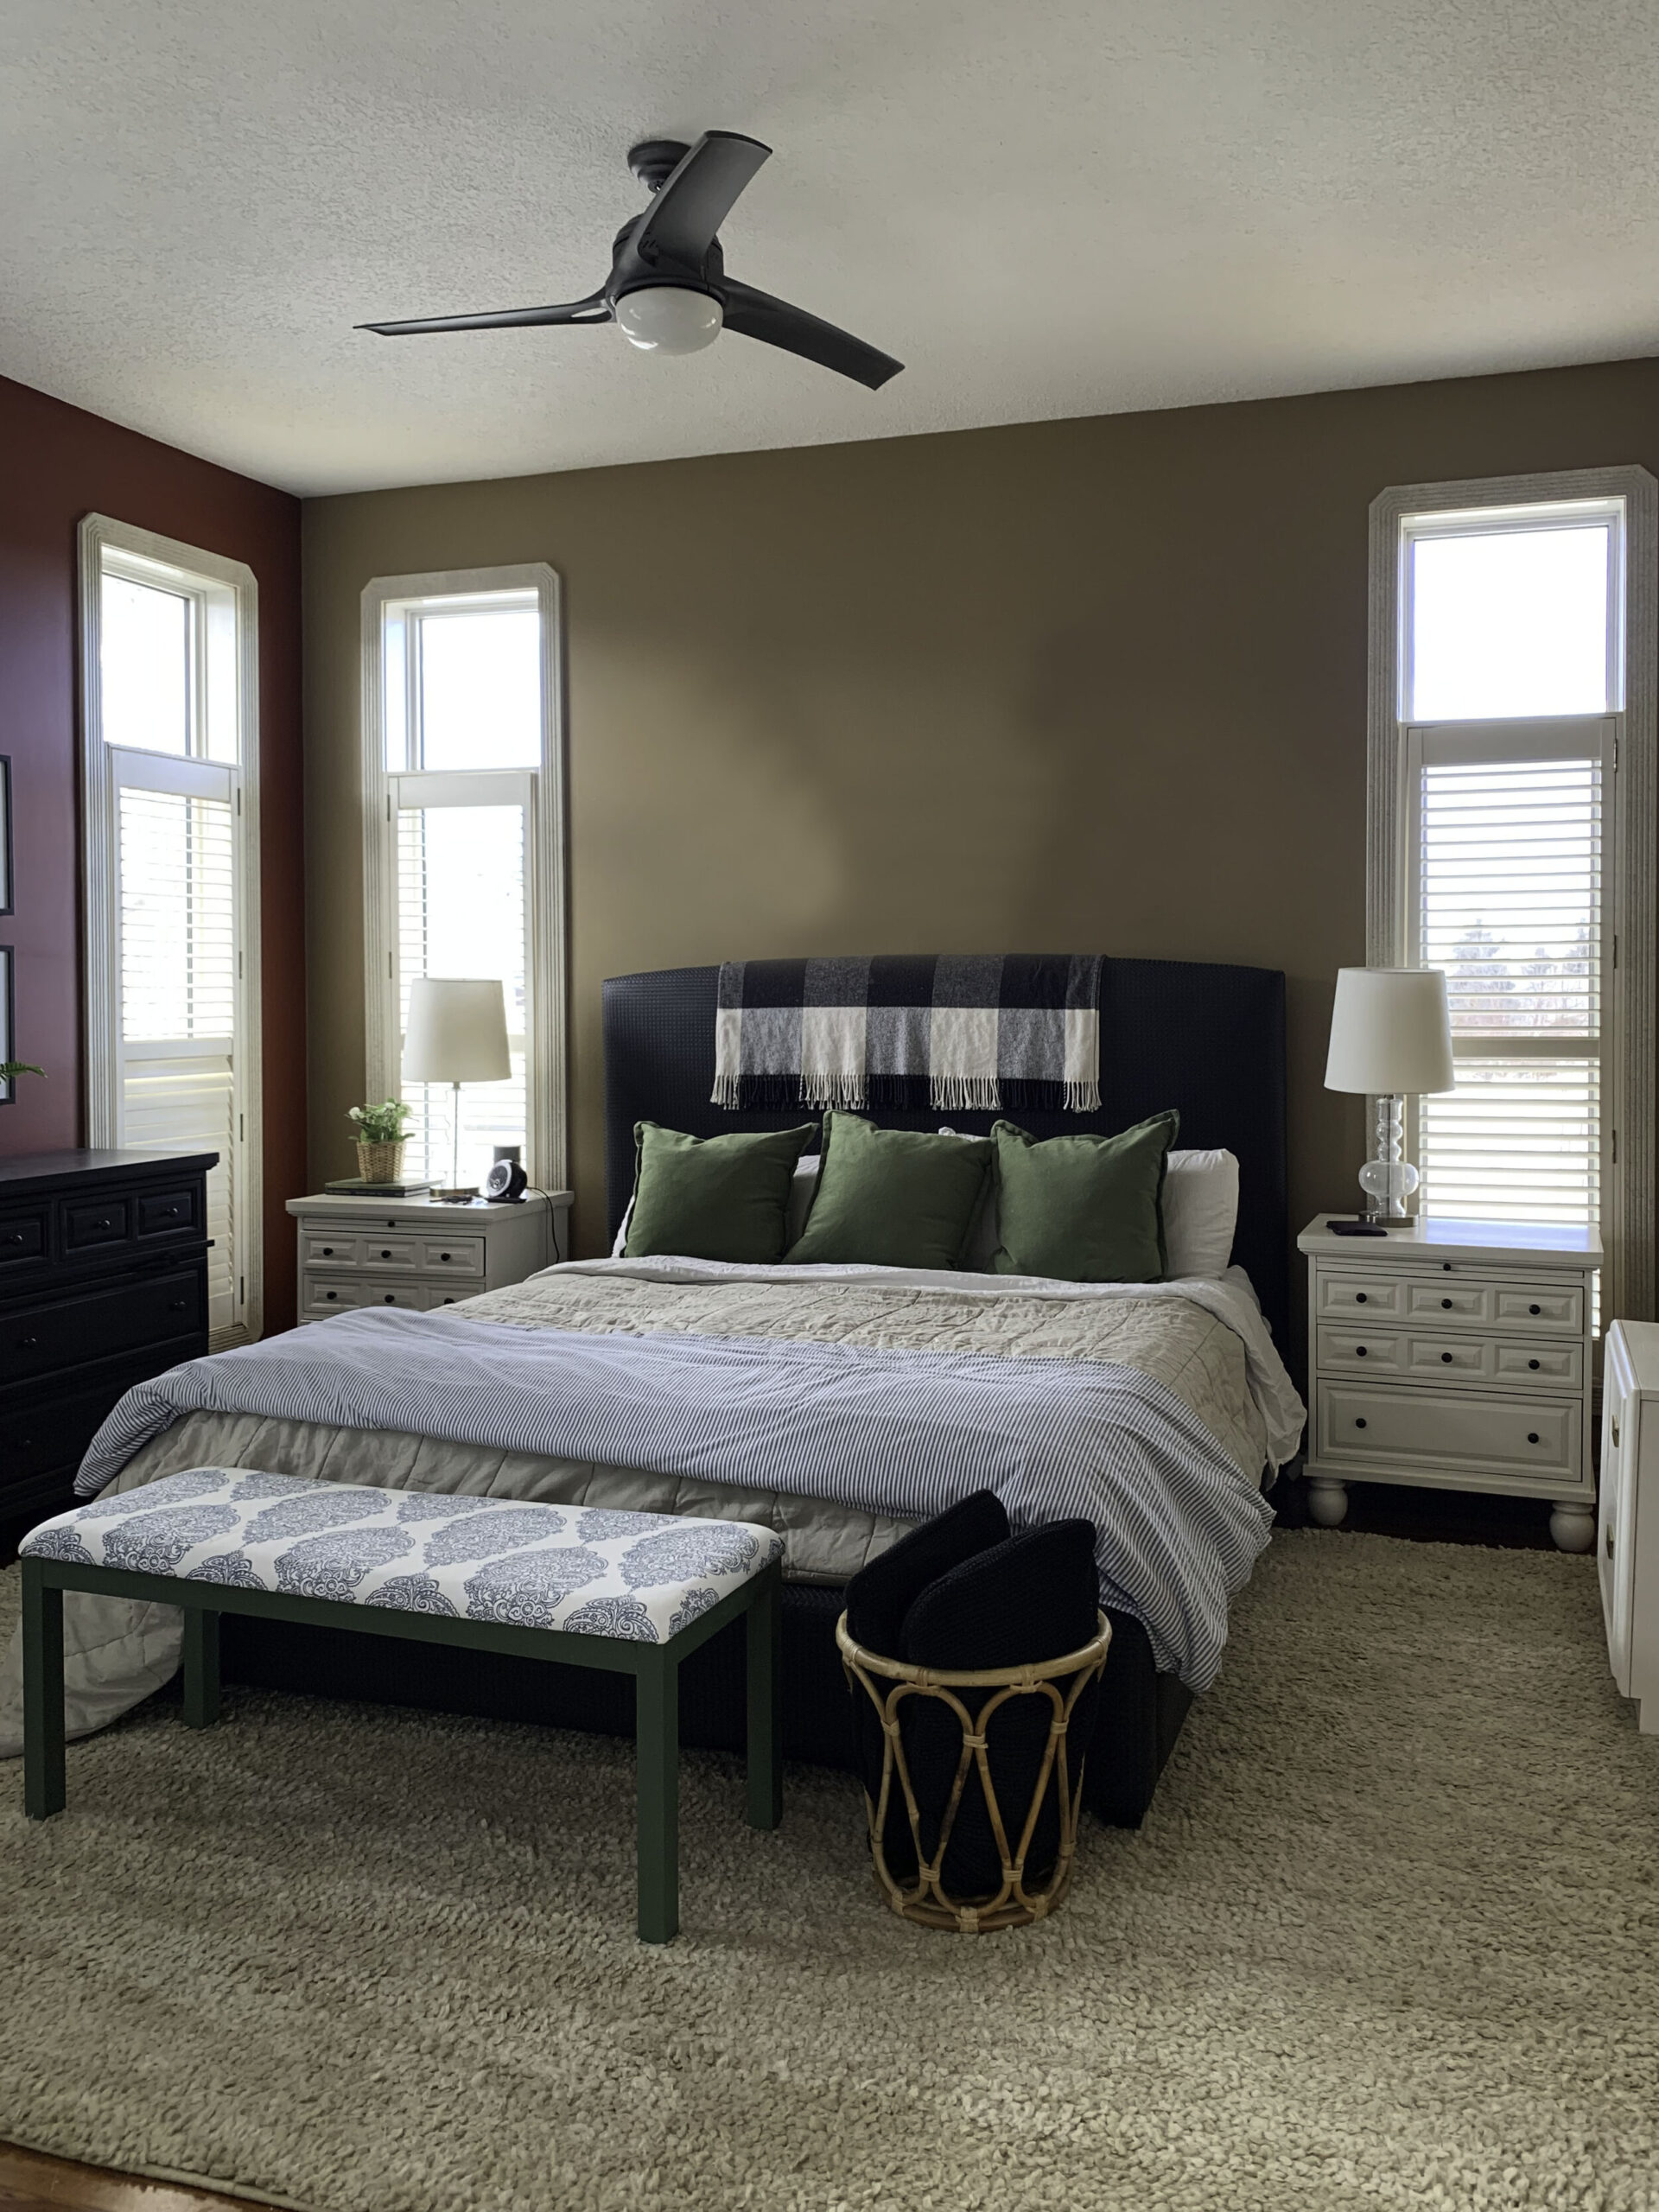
[3,1532,1656,2212]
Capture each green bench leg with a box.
[182,1605,221,1729]
[22,1560,66,1821]
[747,1561,783,1832]
[635,1651,679,1943]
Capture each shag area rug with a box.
[3,1533,1656,2212]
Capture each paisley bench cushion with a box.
[22,1468,785,1646]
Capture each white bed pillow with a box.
[612,1151,823,1256]
[1160,1148,1240,1279]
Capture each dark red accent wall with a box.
[0,372,304,1332]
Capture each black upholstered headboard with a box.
[601,958,1290,1354]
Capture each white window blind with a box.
[80,518,262,1347]
[395,797,529,1186]
[115,775,239,1332]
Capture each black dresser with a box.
[0,1148,217,1527]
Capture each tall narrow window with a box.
[1369,469,1657,1324]
[80,518,262,1346]
[362,569,565,1190]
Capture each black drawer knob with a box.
[1441,1298,1452,1309]
[94,1219,110,1231]
[1529,1358,1541,1371]
[326,1291,339,1302]
[321,1246,334,1256]
[381,1249,392,1259]
[1356,1345,1367,1357]
[1355,1292,1367,1305]
[384,1293,396,1303]
[1528,1432,1540,1445]
[1441,1351,1452,1363]
[18,1334,37,1347]
[440,1251,452,1262]
[169,1300,187,1312]
[1355,1417,1367,1429]
[1529,1304,1541,1316]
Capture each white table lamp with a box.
[403,977,512,1196]
[1325,967,1455,1219]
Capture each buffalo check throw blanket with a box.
[711,954,1103,1113]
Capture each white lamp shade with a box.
[613,287,723,355]
[403,978,512,1084]
[1325,968,1455,1095]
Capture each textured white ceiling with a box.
[3,0,1659,495]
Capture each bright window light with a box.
[416,607,541,770]
[101,575,191,754]
[1408,524,1611,721]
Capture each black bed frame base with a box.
[219,1580,1192,1829]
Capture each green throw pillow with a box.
[624,1122,817,1263]
[786,1111,994,1270]
[990,1111,1180,1282]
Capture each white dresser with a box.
[1297,1214,1601,1552]
[286,1188,573,1324]
[1599,1319,1659,1732]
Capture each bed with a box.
[1,957,1303,1827]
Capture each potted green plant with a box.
[348,1099,414,1185]
[1,1059,44,1101]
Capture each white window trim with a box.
[1366,466,1658,1323]
[359,565,568,1188]
[77,512,264,1344]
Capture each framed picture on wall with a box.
[0,756,11,915]
[0,946,14,1104]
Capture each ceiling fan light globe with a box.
[614,287,722,355]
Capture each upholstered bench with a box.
[20,1469,785,1942]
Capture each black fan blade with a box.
[720,281,902,391]
[359,293,610,337]
[633,132,771,269]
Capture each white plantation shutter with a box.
[111,754,244,1337]
[1409,728,1608,1230]
[393,785,530,1185]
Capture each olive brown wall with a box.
[302,355,1659,1284]
[0,372,305,1332]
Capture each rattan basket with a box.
[355,1140,406,1185]
[836,1609,1110,1933]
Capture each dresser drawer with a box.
[1318,1273,1408,1319]
[1318,1382,1581,1487]
[0,1209,47,1268]
[420,1236,485,1278]
[1317,1325,1406,1376]
[0,1269,202,1384]
[302,1274,425,1319]
[2,1343,202,1497]
[137,1186,201,1239]
[304,1232,363,1269]
[63,1197,129,1250]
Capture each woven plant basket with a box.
[356,1140,406,1185]
[836,1610,1111,1934]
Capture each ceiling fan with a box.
[359,131,903,391]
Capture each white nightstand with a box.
[1297,1214,1602,1553]
[286,1187,573,1324]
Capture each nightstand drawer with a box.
[304,1233,364,1269]
[1405,1332,1491,1379]
[1495,1338,1583,1389]
[1318,1382,1580,1486]
[1494,1285,1584,1333]
[1318,1273,1408,1319]
[1317,1325,1406,1375]
[1406,1280,1494,1326]
[302,1274,426,1319]
[420,1236,485,1277]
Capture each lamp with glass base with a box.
[1324,968,1455,1221]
